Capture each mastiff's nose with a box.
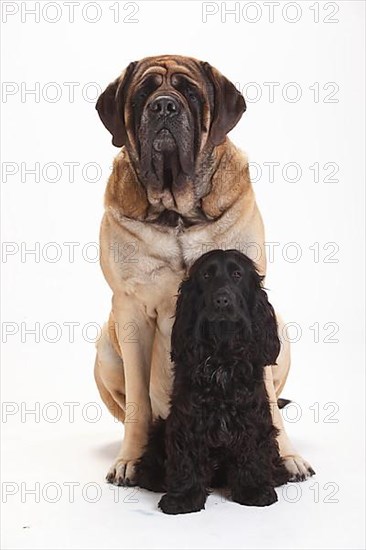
[149,95,180,117]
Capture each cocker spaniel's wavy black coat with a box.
[135,250,290,514]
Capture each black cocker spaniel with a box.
[135,249,290,514]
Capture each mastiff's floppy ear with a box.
[202,62,246,146]
[96,61,137,147]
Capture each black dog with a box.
[135,250,290,514]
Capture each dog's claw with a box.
[106,459,137,486]
[283,455,315,482]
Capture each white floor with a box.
[2,337,365,550]
[2,2,365,547]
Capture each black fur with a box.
[135,250,290,514]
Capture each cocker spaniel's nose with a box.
[213,290,232,310]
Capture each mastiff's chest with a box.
[101,206,249,302]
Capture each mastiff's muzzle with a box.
[96,55,246,208]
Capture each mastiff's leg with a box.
[95,323,126,424]
[96,298,156,485]
[265,315,315,481]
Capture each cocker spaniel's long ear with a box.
[96,61,137,147]
[250,276,281,367]
[171,278,197,362]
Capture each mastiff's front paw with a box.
[106,457,138,486]
[283,455,315,482]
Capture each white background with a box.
[1,1,365,548]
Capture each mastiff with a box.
[94,55,314,485]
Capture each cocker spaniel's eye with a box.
[202,272,210,280]
[232,270,242,280]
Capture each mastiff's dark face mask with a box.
[96,55,246,212]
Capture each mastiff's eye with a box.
[232,270,242,280]
[131,90,148,107]
[172,74,200,104]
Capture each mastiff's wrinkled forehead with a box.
[96,55,246,203]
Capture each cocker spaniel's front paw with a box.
[283,455,315,482]
[158,491,206,515]
[232,485,278,507]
